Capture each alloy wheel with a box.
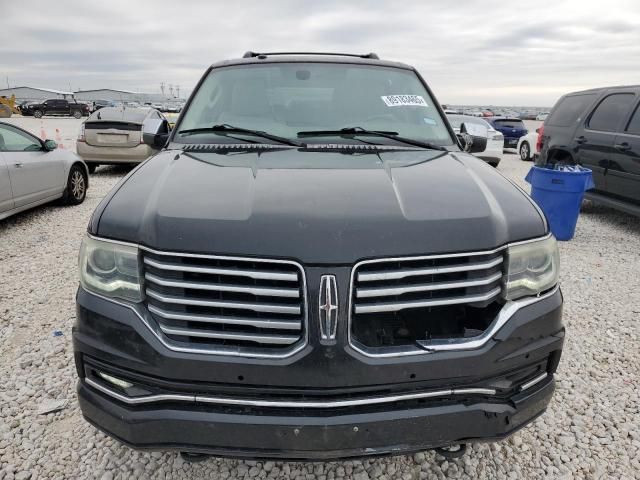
[71,170,85,200]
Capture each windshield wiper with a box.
[178,124,303,147]
[297,127,446,151]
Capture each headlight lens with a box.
[79,236,142,302]
[504,236,559,301]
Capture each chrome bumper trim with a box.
[520,372,548,392]
[85,377,496,408]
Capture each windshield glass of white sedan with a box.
[176,63,453,145]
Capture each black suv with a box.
[538,85,640,216]
[73,53,564,460]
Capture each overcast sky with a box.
[1,0,639,106]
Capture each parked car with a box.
[538,85,640,216]
[488,117,528,149]
[74,52,563,461]
[76,107,169,173]
[0,121,88,220]
[166,102,182,113]
[535,112,549,121]
[18,101,38,114]
[519,111,538,120]
[517,130,540,161]
[447,114,503,166]
[91,100,115,112]
[20,98,90,119]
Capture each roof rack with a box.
[242,51,380,60]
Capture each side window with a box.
[546,93,596,127]
[587,93,634,132]
[0,125,42,152]
[625,103,640,135]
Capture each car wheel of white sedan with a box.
[519,141,531,161]
[64,165,87,205]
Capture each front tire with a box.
[64,165,87,205]
[33,110,43,119]
[519,141,531,161]
[73,110,82,119]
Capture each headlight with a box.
[79,236,142,302]
[504,236,559,301]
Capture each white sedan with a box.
[516,130,540,161]
[446,114,503,166]
[0,121,89,220]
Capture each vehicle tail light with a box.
[536,125,544,152]
[77,124,85,142]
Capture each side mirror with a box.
[142,118,170,149]
[43,139,57,151]
[458,122,488,154]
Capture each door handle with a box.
[14,163,23,168]
[575,136,587,144]
[614,142,631,152]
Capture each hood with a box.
[93,148,545,263]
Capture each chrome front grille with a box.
[350,250,506,353]
[353,252,504,314]
[142,250,306,356]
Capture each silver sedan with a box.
[0,121,89,220]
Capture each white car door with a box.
[0,123,65,208]
[0,151,14,214]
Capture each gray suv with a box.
[73,52,564,460]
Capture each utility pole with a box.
[160,82,165,96]
[176,85,180,99]
[169,84,174,97]
[6,76,9,89]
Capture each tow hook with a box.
[180,451,211,463]
[435,443,467,459]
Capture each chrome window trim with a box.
[83,234,309,359]
[347,234,557,358]
[85,377,495,408]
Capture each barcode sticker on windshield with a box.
[381,95,428,107]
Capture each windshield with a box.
[175,63,453,146]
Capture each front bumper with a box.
[74,286,563,459]
[78,375,554,460]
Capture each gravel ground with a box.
[1,119,639,479]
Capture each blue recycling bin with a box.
[525,165,594,241]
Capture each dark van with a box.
[537,85,640,216]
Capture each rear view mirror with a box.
[458,122,488,154]
[142,118,170,149]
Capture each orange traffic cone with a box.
[55,128,64,149]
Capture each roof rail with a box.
[242,51,380,60]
